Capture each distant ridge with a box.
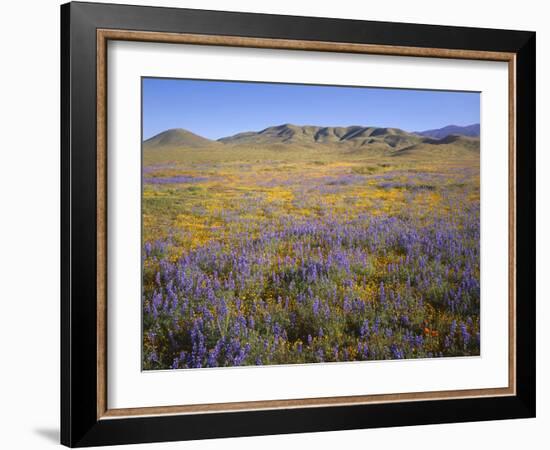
[144,128,219,148]
[422,134,480,146]
[415,124,480,139]
[393,134,480,158]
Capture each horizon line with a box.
[144,122,481,142]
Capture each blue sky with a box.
[142,78,480,140]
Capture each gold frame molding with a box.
[96,29,516,420]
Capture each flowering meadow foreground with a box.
[142,138,480,370]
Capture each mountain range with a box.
[143,123,480,155]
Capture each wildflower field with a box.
[142,135,480,370]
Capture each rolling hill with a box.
[415,123,480,139]
[144,128,220,149]
[393,135,480,158]
[143,124,480,161]
[218,124,422,149]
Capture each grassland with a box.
[142,129,480,370]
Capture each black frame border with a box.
[61,2,536,447]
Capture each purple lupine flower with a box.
[373,318,380,334]
[379,281,386,304]
[312,297,320,316]
[390,344,404,359]
[357,342,369,359]
[360,320,370,338]
[152,291,162,319]
[460,323,471,347]
[450,319,457,337]
[343,295,351,313]
[316,348,325,362]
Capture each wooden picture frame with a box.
[61,1,535,447]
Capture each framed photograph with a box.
[61,1,536,447]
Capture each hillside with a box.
[393,134,480,158]
[218,124,422,150]
[144,128,220,149]
[415,123,480,139]
[143,124,480,163]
